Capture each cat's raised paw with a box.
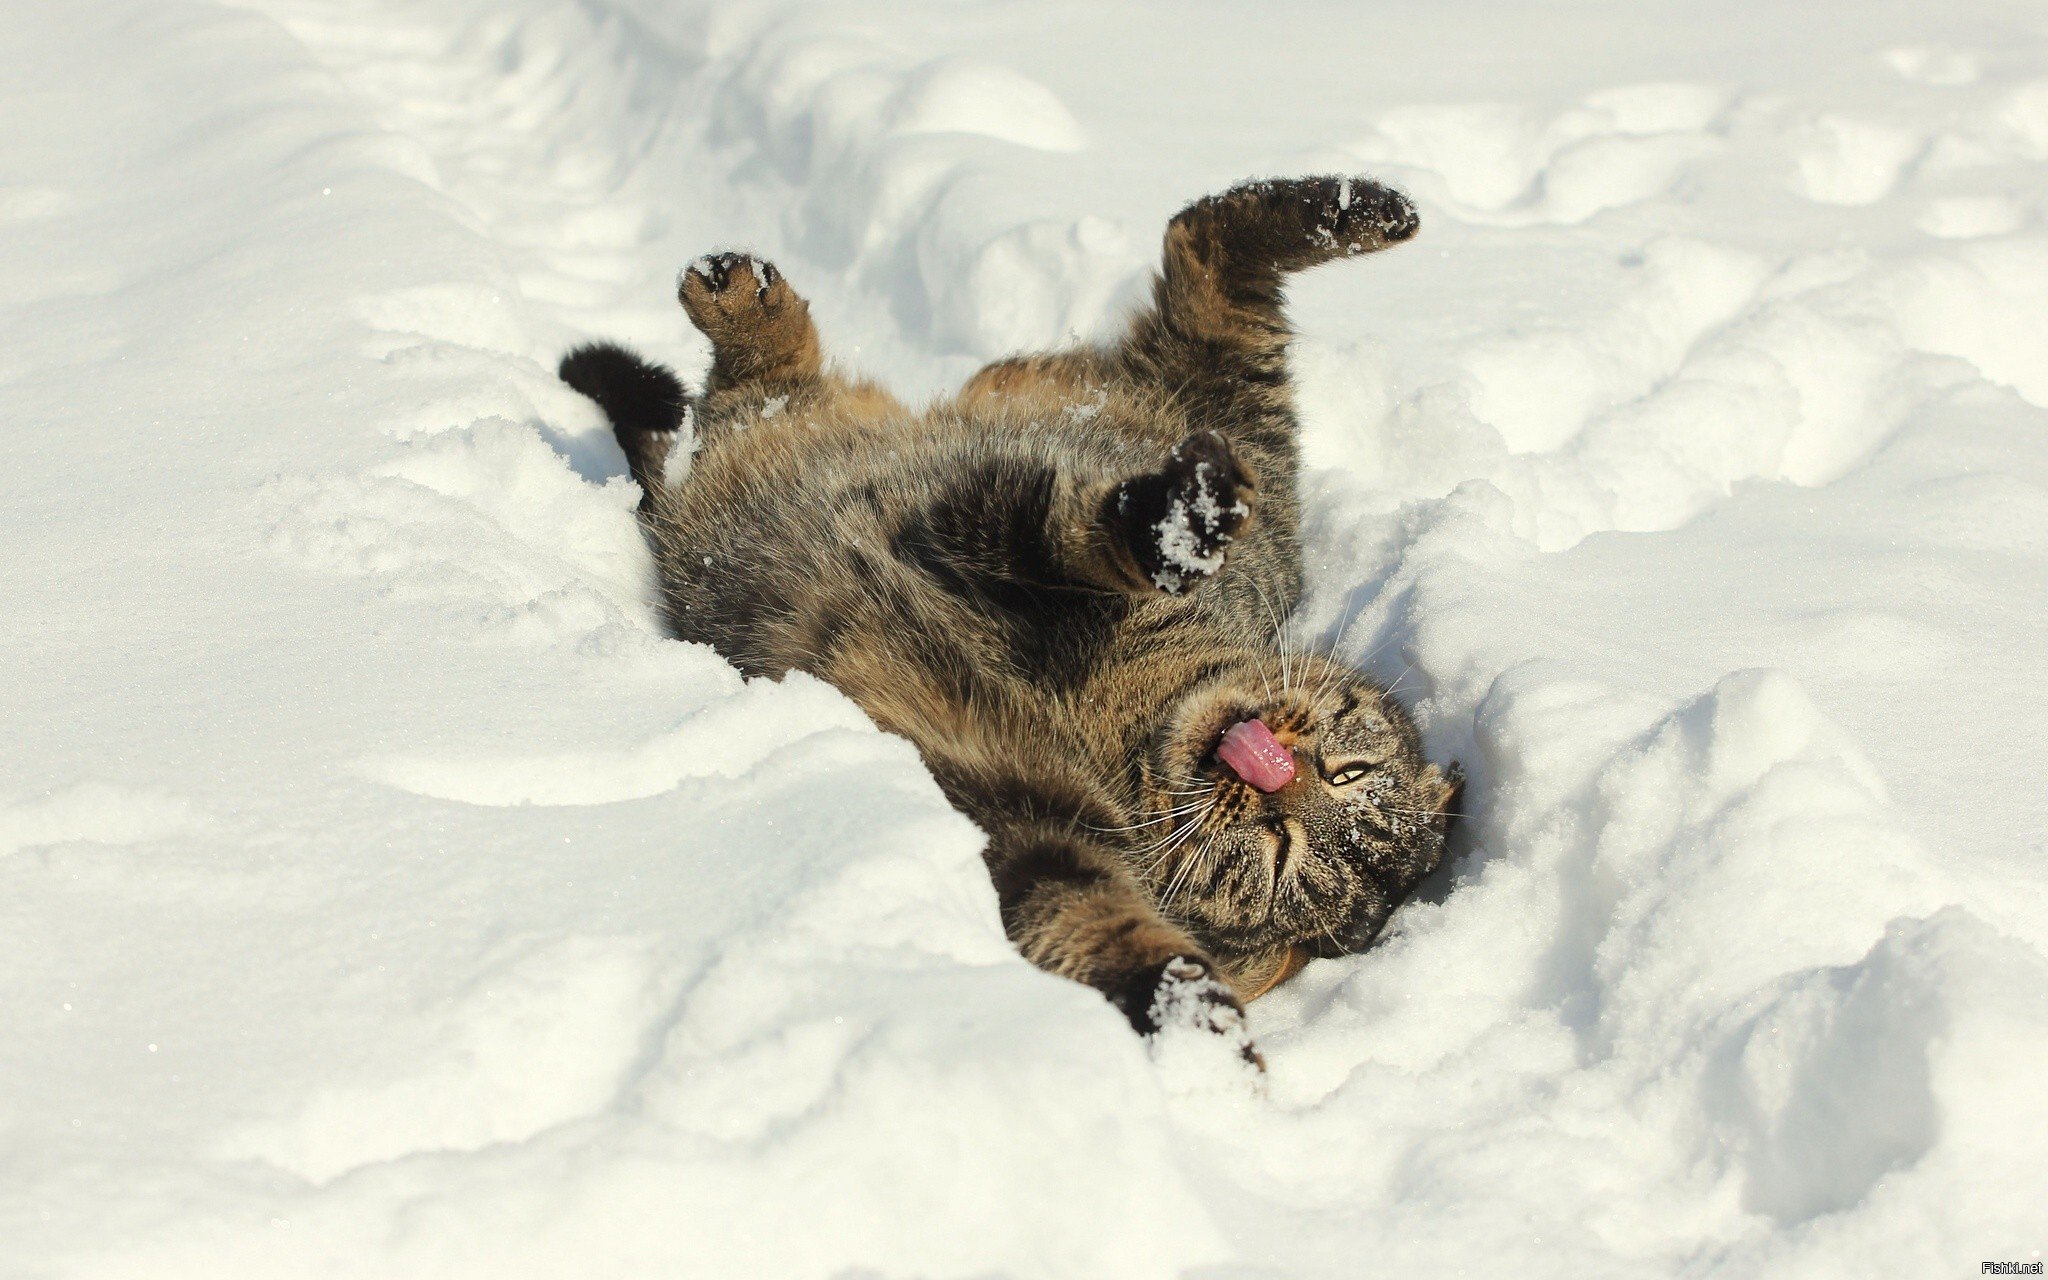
[1182,174,1419,273]
[1113,430,1254,595]
[678,251,821,388]
[679,252,798,334]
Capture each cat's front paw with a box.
[1110,955,1264,1070]
[1112,431,1255,595]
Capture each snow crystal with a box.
[1151,497,1225,589]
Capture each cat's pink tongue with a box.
[1216,719,1296,793]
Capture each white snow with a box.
[1152,463,1233,591]
[4,0,2047,1276]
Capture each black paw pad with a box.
[1321,176,1419,254]
[681,252,783,305]
[1201,175,1419,264]
[1112,431,1254,595]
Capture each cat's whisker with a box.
[1167,834,1217,912]
[1249,578,1296,694]
[1382,658,1418,699]
[1135,804,1212,873]
[1308,594,1385,708]
[1160,836,1203,908]
[1324,590,1369,657]
[1097,796,1213,828]
[1134,806,1202,847]
[1155,802,1212,905]
[1319,920,1346,957]
[1086,805,1205,834]
[1219,597,1278,704]
[1136,833,1198,882]
[1305,645,1346,709]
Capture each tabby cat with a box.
[559,176,1459,1064]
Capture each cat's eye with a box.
[1324,762,1375,787]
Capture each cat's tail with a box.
[559,341,691,503]
[559,341,688,438]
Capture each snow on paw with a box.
[1114,431,1254,595]
[1114,956,1264,1086]
[1194,174,1418,269]
[678,251,798,337]
[1311,174,1422,257]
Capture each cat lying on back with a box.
[560,176,1458,1065]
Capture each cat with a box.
[559,176,1459,1064]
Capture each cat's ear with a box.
[1422,761,1464,823]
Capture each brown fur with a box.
[561,179,1455,1057]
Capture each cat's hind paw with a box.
[678,251,797,334]
[677,252,822,390]
[1179,174,1419,276]
[1111,431,1255,596]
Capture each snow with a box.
[3,0,2046,1276]
[1151,484,1229,591]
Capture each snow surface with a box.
[4,0,2047,1275]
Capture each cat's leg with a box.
[917,749,1257,1055]
[679,251,907,435]
[678,251,822,400]
[1117,175,1416,479]
[1081,430,1256,596]
[976,798,1260,1062]
[954,350,1111,409]
[1122,175,1417,390]
[901,430,1255,599]
[1109,176,1417,608]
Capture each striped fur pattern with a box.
[561,178,1459,1060]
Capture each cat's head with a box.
[1138,652,1460,963]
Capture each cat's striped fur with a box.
[561,177,1458,1061]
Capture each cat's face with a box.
[1137,653,1459,962]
